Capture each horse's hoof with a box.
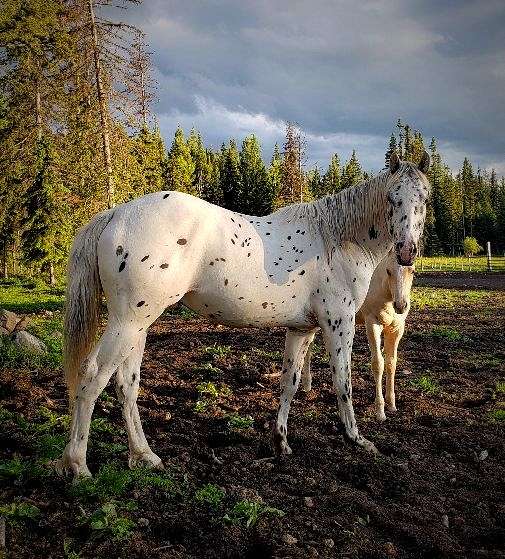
[360,438,380,456]
[376,411,387,422]
[386,404,397,413]
[55,452,92,479]
[128,452,163,470]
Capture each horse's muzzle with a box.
[396,240,416,267]
[393,301,408,314]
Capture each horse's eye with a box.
[386,269,391,276]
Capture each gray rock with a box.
[0,309,21,333]
[13,331,47,354]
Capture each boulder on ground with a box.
[0,309,21,333]
[13,315,30,332]
[12,331,47,354]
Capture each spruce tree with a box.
[385,134,397,169]
[220,140,242,212]
[167,127,195,194]
[341,150,363,189]
[239,135,273,216]
[268,143,283,202]
[21,137,70,284]
[188,128,207,196]
[322,153,341,194]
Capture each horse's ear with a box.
[418,150,430,174]
[389,151,400,173]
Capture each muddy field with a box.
[1,277,505,559]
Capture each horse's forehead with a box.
[395,169,427,197]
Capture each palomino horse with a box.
[58,152,429,477]
[299,250,414,422]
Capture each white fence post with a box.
[486,242,492,271]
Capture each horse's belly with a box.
[182,285,311,329]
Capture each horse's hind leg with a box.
[301,331,317,392]
[58,321,143,477]
[273,328,317,455]
[115,332,162,469]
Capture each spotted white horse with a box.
[58,152,429,477]
[298,250,414,423]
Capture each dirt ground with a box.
[1,276,505,559]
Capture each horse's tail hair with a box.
[64,209,115,404]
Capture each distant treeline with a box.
[1,1,504,284]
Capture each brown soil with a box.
[1,278,505,559]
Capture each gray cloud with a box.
[121,0,505,173]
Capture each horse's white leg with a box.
[301,331,317,392]
[115,332,162,469]
[273,329,316,455]
[58,322,142,477]
[318,308,378,454]
[384,321,404,412]
[365,318,386,421]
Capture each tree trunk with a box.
[88,0,115,208]
[2,242,8,280]
[49,261,55,286]
[35,81,42,142]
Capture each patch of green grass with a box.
[411,375,439,394]
[251,347,283,361]
[411,287,498,311]
[227,413,254,430]
[196,381,220,398]
[192,362,223,376]
[203,344,232,358]
[496,381,505,394]
[488,409,505,422]
[0,334,60,369]
[194,382,232,414]
[0,278,65,314]
[80,501,136,541]
[223,500,284,527]
[0,501,41,524]
[195,483,225,507]
[430,327,465,342]
[69,462,177,501]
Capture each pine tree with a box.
[274,122,310,208]
[166,127,195,194]
[341,150,363,189]
[188,128,207,196]
[239,135,273,215]
[268,143,283,202]
[385,134,397,169]
[201,149,222,206]
[322,153,341,194]
[129,125,168,196]
[21,137,70,284]
[460,157,476,238]
[220,140,242,212]
[307,166,323,198]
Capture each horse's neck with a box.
[332,175,392,265]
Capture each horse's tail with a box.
[64,209,115,403]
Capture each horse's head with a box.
[386,151,430,266]
[384,251,414,314]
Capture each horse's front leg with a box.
[364,318,386,421]
[384,320,405,412]
[318,306,378,455]
[273,328,317,455]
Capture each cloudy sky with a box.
[124,0,505,173]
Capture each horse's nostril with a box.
[396,241,404,251]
